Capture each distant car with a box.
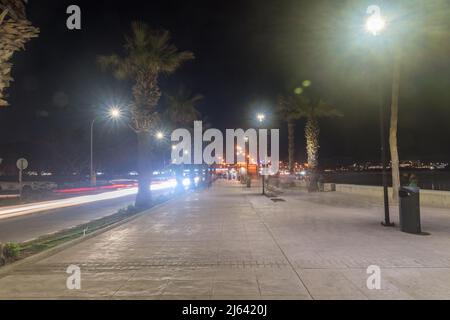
[0,181,58,194]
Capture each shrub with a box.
[118,205,139,216]
[2,243,21,261]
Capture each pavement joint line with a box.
[0,192,192,279]
[110,270,138,298]
[246,192,315,300]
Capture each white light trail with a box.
[0,179,178,220]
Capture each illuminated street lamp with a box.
[256,113,266,194]
[109,107,122,119]
[257,113,266,123]
[90,107,123,186]
[365,11,386,36]
[155,131,164,140]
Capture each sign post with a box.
[16,158,29,196]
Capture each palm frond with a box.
[97,54,131,80]
[314,100,344,118]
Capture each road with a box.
[0,183,175,243]
[0,194,135,243]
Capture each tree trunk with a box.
[287,121,295,173]
[305,116,320,170]
[132,72,160,209]
[389,51,401,202]
[135,131,153,209]
[305,116,320,192]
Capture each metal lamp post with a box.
[90,107,122,186]
[257,113,266,195]
[366,5,395,227]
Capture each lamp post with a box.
[155,131,166,167]
[90,107,122,186]
[366,5,395,227]
[257,113,266,195]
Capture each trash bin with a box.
[399,187,421,234]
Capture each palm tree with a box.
[278,95,342,178]
[0,0,39,107]
[166,87,203,127]
[99,22,194,209]
[276,95,306,173]
[165,87,204,190]
[303,99,342,192]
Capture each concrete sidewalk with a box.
[0,180,449,300]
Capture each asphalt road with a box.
[0,193,137,243]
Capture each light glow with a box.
[182,178,191,187]
[366,14,386,36]
[257,113,266,123]
[0,180,178,220]
[109,107,122,119]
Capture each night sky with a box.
[0,0,449,173]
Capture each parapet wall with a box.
[331,184,450,209]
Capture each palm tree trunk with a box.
[135,131,153,209]
[287,121,295,173]
[132,73,160,209]
[389,50,401,202]
[305,116,320,192]
[305,116,320,170]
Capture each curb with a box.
[0,194,182,278]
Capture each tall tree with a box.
[276,95,306,173]
[165,87,203,127]
[0,0,39,107]
[99,22,194,209]
[278,94,342,176]
[165,87,203,190]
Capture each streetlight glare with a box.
[366,14,386,36]
[257,113,266,123]
[156,131,164,140]
[109,107,122,119]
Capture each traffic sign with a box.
[16,158,29,171]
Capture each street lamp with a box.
[90,107,122,186]
[155,131,164,140]
[365,5,394,227]
[366,12,386,36]
[109,107,122,119]
[257,113,266,123]
[256,113,266,195]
